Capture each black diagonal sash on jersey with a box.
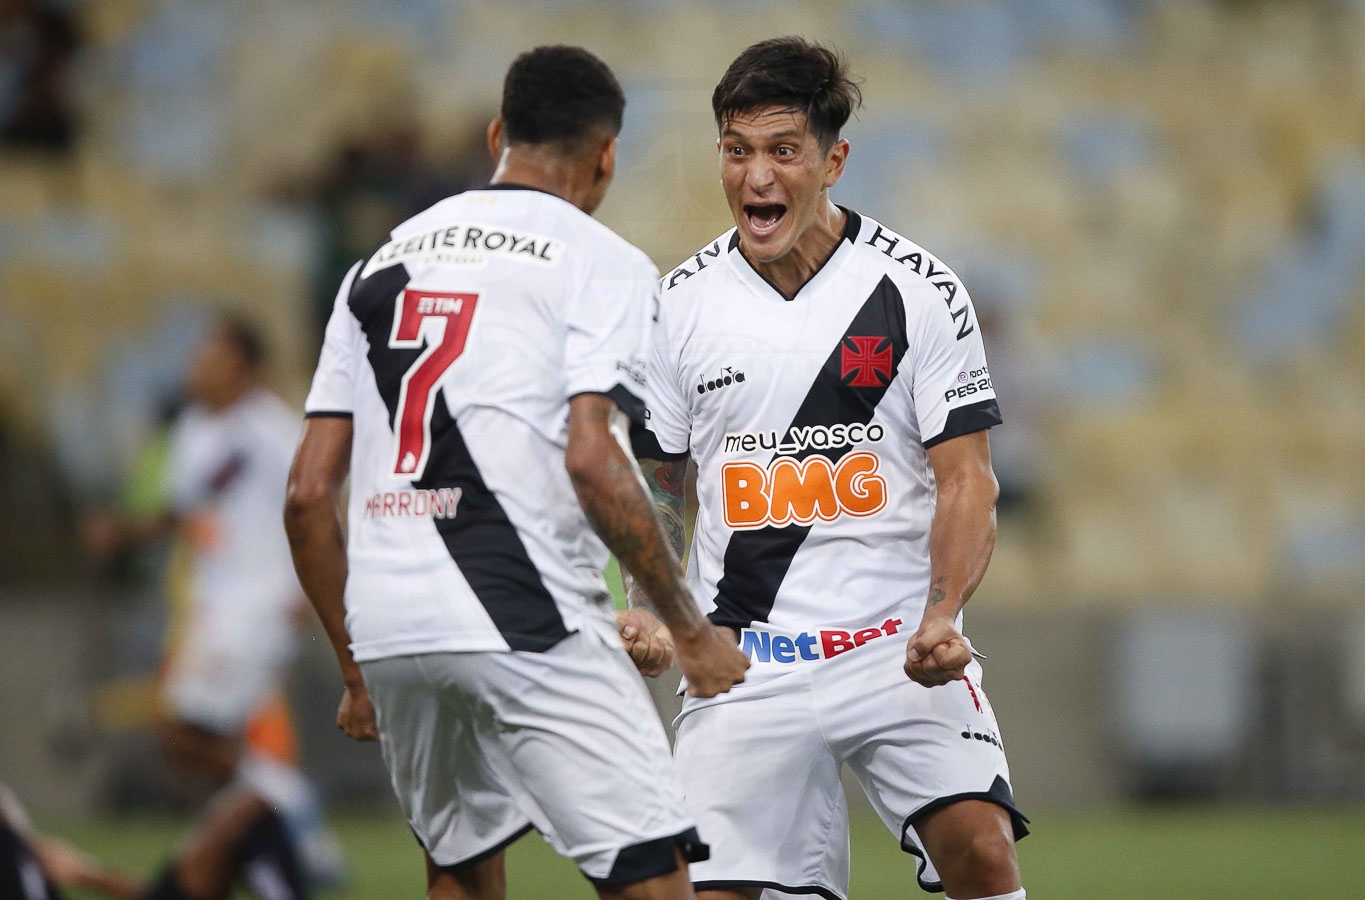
[349,264,569,651]
[709,274,909,631]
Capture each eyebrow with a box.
[721,128,804,142]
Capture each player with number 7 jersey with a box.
[306,184,656,656]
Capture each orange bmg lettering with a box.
[722,452,886,529]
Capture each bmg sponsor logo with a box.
[722,452,886,529]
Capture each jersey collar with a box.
[727,206,863,303]
[477,182,560,198]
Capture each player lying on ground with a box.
[627,37,1028,900]
[0,783,308,900]
[286,45,747,900]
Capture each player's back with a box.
[306,185,657,661]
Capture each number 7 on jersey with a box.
[389,289,479,478]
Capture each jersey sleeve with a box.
[304,262,363,418]
[164,417,204,515]
[909,284,1003,448]
[563,250,656,425]
[633,294,691,460]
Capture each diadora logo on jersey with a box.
[722,451,886,529]
[740,617,904,663]
[362,222,563,278]
[865,224,974,340]
[841,336,895,387]
[697,366,745,395]
[723,422,885,456]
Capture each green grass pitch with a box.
[49,806,1365,898]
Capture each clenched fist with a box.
[616,608,675,677]
[904,617,972,687]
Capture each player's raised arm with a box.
[283,416,376,740]
[904,430,999,686]
[565,394,747,697]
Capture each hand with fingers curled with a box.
[616,608,675,677]
[903,616,973,687]
[337,681,379,742]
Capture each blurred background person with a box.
[82,315,345,890]
[2,781,309,899]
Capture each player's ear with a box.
[823,138,849,189]
[487,117,504,162]
[596,136,618,185]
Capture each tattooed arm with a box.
[566,394,747,697]
[284,416,377,741]
[904,430,999,686]
[623,458,687,613]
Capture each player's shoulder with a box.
[245,389,300,428]
[467,187,656,276]
[845,211,969,305]
[565,207,657,278]
[658,228,739,300]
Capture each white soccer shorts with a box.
[162,618,293,736]
[674,633,1028,898]
[361,614,708,888]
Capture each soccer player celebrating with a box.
[628,38,1029,900]
[284,46,748,900]
[82,316,344,886]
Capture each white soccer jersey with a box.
[167,389,303,641]
[639,209,1001,681]
[305,185,657,662]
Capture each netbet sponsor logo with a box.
[740,617,904,663]
[945,366,992,403]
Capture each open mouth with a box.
[743,203,787,238]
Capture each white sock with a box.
[946,891,1025,900]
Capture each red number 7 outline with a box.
[389,289,479,478]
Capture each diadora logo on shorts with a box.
[722,452,886,529]
[740,617,904,663]
[697,366,745,395]
[841,336,895,387]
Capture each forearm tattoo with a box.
[625,460,687,613]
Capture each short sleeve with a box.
[563,251,656,425]
[304,262,363,418]
[164,418,204,515]
[911,285,1003,448]
[633,295,691,460]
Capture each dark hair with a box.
[501,46,625,153]
[712,37,861,148]
[217,312,266,371]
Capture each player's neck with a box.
[742,199,846,300]
[490,150,599,214]
[203,380,255,413]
